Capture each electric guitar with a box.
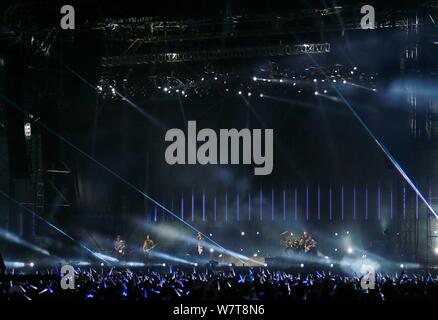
[143,243,157,254]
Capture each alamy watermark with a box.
[165,121,273,176]
[360,264,376,290]
[60,5,75,30]
[360,5,376,30]
[60,264,75,290]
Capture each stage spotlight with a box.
[240,249,244,251]
[259,93,264,98]
[347,247,353,254]
[229,263,233,267]
[195,263,198,267]
[293,82,296,86]
[264,263,268,267]
[241,231,245,236]
[201,77,204,81]
[290,233,293,236]
[238,91,242,95]
[314,91,319,95]
[324,256,329,260]
[214,76,218,80]
[334,248,338,252]
[210,248,214,253]
[5,261,25,268]
[330,264,334,268]
[300,263,304,268]
[280,79,284,83]
[350,71,354,75]
[218,254,223,258]
[247,92,252,97]
[253,76,257,81]
[353,66,358,70]
[256,231,260,235]
[126,262,145,267]
[94,253,119,263]
[253,253,258,257]
[362,254,367,259]
[332,79,337,83]
[181,91,185,95]
[346,231,350,235]
[324,90,328,93]
[400,264,405,268]
[334,232,338,236]
[29,262,34,268]
[162,263,166,267]
[0,227,50,256]
[313,79,317,82]
[434,247,438,255]
[209,233,213,237]
[343,80,347,84]
[100,263,104,267]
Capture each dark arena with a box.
[2,0,438,313]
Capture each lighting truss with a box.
[100,43,330,67]
[96,63,377,100]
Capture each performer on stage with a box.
[280,231,317,254]
[286,238,293,250]
[196,232,204,255]
[113,235,126,256]
[303,233,317,253]
[298,232,306,250]
[142,235,155,260]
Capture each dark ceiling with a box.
[0,0,431,27]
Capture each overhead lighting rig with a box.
[101,43,330,67]
[96,64,378,100]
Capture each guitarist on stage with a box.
[143,235,155,260]
[196,232,204,255]
[113,235,127,257]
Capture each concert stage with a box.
[1,0,438,308]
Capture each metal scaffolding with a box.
[101,43,330,67]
